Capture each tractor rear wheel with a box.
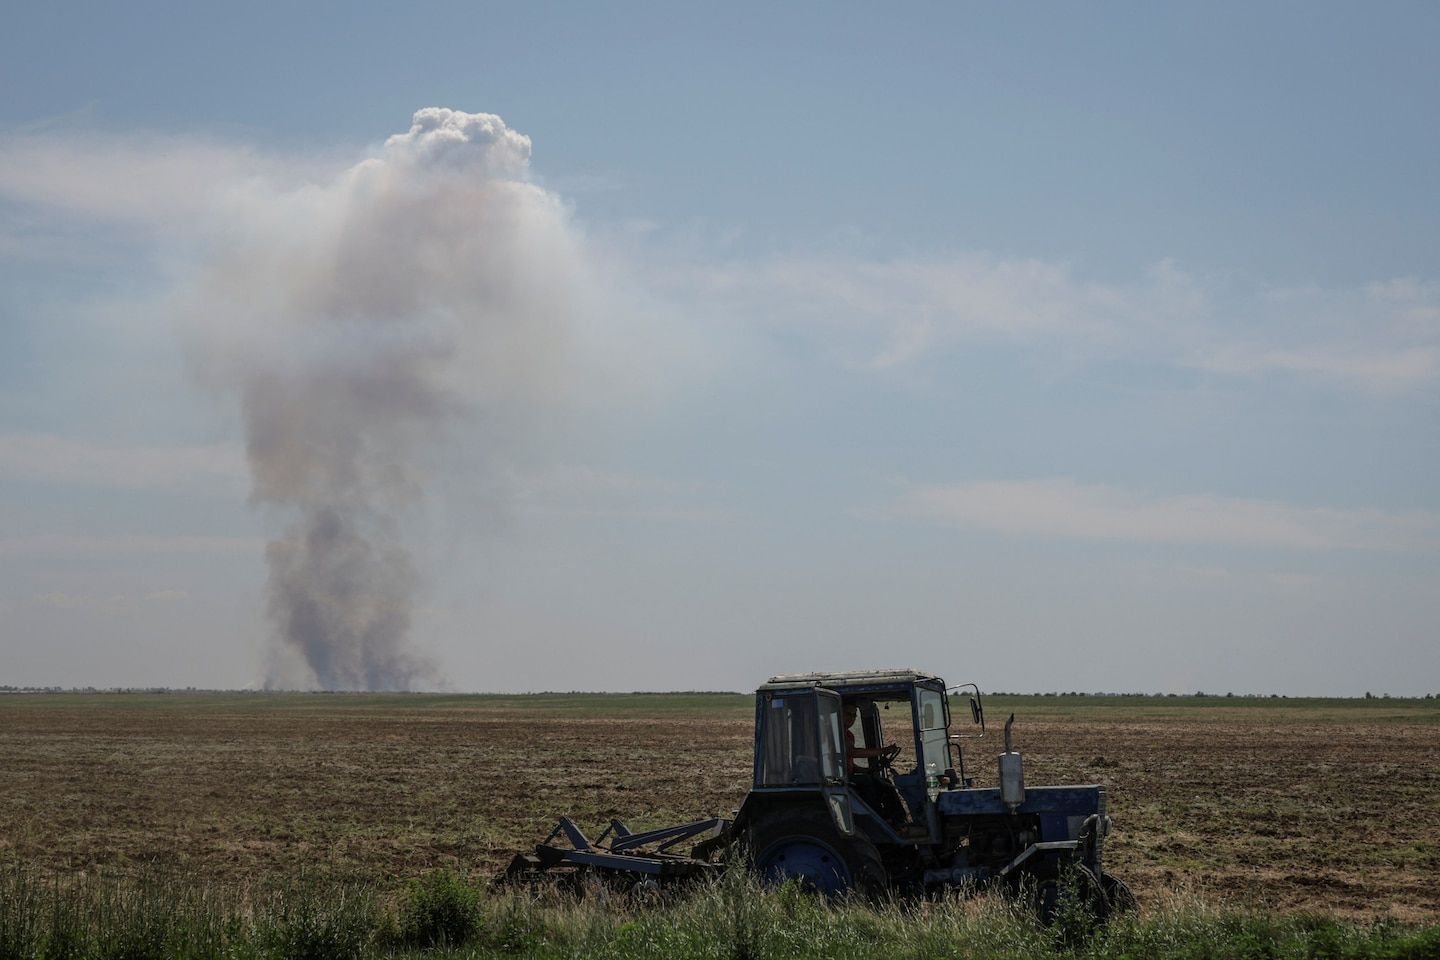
[748,808,886,896]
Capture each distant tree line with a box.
[1,686,1436,699]
[984,689,1438,700]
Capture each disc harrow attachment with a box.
[502,816,732,887]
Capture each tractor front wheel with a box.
[1100,871,1137,914]
[1013,863,1109,925]
[748,808,885,896]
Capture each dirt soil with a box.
[1,693,1436,919]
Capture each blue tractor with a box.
[506,668,1131,916]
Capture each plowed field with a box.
[1,692,1436,918]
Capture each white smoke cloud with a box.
[175,108,590,691]
[0,108,713,692]
[382,108,533,178]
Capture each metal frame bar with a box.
[528,816,730,881]
[997,840,1080,878]
[610,818,729,853]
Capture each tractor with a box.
[505,669,1132,916]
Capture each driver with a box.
[843,703,891,777]
[843,702,909,826]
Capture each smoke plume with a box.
[190,108,585,690]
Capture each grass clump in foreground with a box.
[1,866,1437,960]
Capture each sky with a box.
[1,2,1436,695]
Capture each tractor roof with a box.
[758,668,944,692]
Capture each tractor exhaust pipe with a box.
[999,713,1025,809]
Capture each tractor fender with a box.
[690,792,775,861]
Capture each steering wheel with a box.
[875,743,902,772]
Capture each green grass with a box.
[3,866,1437,960]
[968,694,1440,728]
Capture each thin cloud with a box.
[1191,344,1440,388]
[0,132,333,228]
[895,478,1440,553]
[0,534,261,558]
[28,590,190,614]
[517,464,706,499]
[511,464,736,525]
[658,252,1439,391]
[31,591,84,609]
[667,254,1138,343]
[0,434,247,489]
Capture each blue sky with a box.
[1,2,1436,694]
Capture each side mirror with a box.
[947,682,986,739]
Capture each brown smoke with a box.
[189,109,583,690]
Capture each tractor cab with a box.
[748,669,982,850]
